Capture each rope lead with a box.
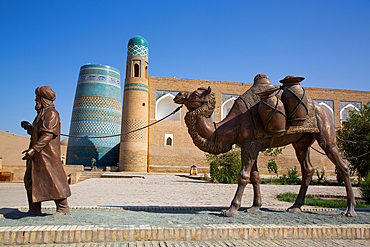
[61,105,183,139]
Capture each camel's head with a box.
[174,86,215,112]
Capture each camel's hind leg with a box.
[246,161,262,212]
[287,134,315,212]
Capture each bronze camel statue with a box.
[173,74,357,217]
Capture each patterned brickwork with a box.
[71,109,121,123]
[73,96,121,111]
[70,121,121,135]
[67,64,121,167]
[121,119,147,141]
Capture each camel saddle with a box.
[239,84,319,139]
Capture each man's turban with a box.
[35,86,56,101]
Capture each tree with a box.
[206,148,241,184]
[337,103,370,179]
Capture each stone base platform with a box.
[1,207,370,245]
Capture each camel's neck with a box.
[184,102,235,155]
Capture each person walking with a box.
[91,157,97,171]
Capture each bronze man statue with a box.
[21,86,71,215]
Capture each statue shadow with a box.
[3,209,52,219]
[97,206,297,217]
[102,205,226,215]
[175,175,214,184]
[207,207,289,217]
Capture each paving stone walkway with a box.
[0,173,369,246]
[0,173,362,210]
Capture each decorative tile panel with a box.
[73,96,121,112]
[71,109,121,123]
[340,101,362,110]
[127,44,149,57]
[124,82,149,93]
[78,75,121,87]
[313,99,334,110]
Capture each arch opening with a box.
[134,64,140,77]
[156,93,182,121]
[221,97,237,120]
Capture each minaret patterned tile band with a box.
[66,64,122,167]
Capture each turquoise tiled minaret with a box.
[66,64,122,167]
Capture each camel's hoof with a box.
[221,209,238,217]
[287,207,301,212]
[341,211,357,217]
[55,211,71,216]
[245,206,261,212]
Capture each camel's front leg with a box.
[222,141,260,217]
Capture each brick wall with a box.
[147,77,370,175]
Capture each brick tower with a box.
[119,35,149,172]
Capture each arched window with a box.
[221,97,237,120]
[156,93,182,120]
[165,133,174,146]
[166,137,172,146]
[134,64,140,77]
[340,104,360,128]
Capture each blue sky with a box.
[1,0,369,137]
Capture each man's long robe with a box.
[24,106,71,202]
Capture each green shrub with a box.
[281,174,288,185]
[206,148,241,184]
[287,165,300,184]
[263,147,285,178]
[277,192,370,208]
[287,165,298,179]
[360,172,370,204]
[267,160,278,177]
[316,168,326,183]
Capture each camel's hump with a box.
[239,84,277,109]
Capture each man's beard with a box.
[35,102,42,112]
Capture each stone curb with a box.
[1,224,370,245]
[10,205,370,212]
[2,206,370,245]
